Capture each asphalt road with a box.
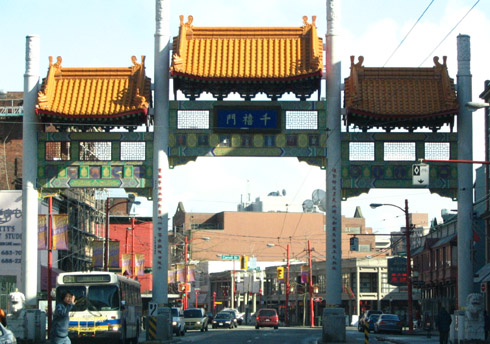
[139,325,442,344]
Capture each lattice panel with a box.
[121,142,146,161]
[384,142,415,161]
[425,142,450,160]
[45,141,71,161]
[285,111,318,130]
[349,142,374,161]
[177,110,210,129]
[79,142,112,161]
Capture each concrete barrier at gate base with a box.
[146,308,172,341]
[322,308,345,343]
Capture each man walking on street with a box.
[435,306,452,344]
[50,290,76,344]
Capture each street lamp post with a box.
[104,197,140,271]
[267,243,290,326]
[370,199,413,334]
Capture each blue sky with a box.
[1,0,489,233]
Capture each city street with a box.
[139,326,441,344]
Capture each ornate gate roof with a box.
[343,56,458,132]
[36,56,151,128]
[170,16,323,101]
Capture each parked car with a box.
[171,307,186,336]
[183,308,209,332]
[222,308,243,325]
[212,312,236,329]
[358,310,383,331]
[374,314,403,334]
[366,314,381,332]
[0,322,16,344]
[255,308,279,329]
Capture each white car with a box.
[0,323,16,344]
[171,307,186,337]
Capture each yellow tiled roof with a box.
[344,56,458,118]
[170,15,323,81]
[37,56,151,119]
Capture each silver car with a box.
[0,323,16,344]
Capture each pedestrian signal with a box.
[277,266,285,279]
[240,255,249,270]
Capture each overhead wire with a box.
[419,0,480,66]
[383,0,436,67]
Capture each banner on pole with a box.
[135,254,145,276]
[52,214,68,250]
[38,215,47,250]
[121,254,131,275]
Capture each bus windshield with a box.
[57,285,120,311]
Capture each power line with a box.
[419,0,480,66]
[383,0,436,67]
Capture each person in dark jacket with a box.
[50,291,75,344]
[435,307,452,344]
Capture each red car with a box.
[255,308,279,329]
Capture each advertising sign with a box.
[0,191,23,286]
[387,257,408,286]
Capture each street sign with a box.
[148,302,158,316]
[220,255,240,260]
[412,164,429,186]
[313,297,323,302]
[215,301,223,305]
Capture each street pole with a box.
[47,197,53,338]
[370,200,414,333]
[308,240,314,328]
[285,244,290,327]
[404,199,413,334]
[131,217,135,276]
[184,235,188,310]
[104,198,110,271]
[213,292,216,315]
[231,259,235,309]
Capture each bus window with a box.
[87,286,120,311]
[56,286,86,312]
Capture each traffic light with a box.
[240,255,249,270]
[277,266,285,279]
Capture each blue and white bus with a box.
[56,271,142,343]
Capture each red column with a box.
[104,198,110,271]
[47,197,53,338]
[131,217,135,277]
[183,236,188,310]
[285,244,290,326]
[405,199,413,334]
[308,240,314,327]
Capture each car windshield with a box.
[184,309,202,318]
[258,310,276,317]
[369,314,380,321]
[171,308,179,317]
[56,285,120,312]
[381,315,400,321]
[215,313,231,319]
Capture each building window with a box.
[349,142,374,161]
[359,244,371,252]
[344,227,361,234]
[384,142,415,161]
[177,110,210,129]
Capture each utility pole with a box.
[308,240,314,328]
